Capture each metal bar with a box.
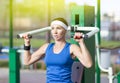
[95,34,114,83]
[17,26,99,39]
[95,34,109,72]
[67,26,99,31]
[71,26,99,38]
[17,27,51,38]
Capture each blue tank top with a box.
[44,42,74,83]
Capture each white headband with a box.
[50,20,68,30]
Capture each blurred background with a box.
[0,0,120,83]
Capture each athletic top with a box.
[44,42,74,83]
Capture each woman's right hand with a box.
[23,34,31,46]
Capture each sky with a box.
[65,0,120,21]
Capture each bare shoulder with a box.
[37,43,49,52]
[70,44,81,59]
[42,43,49,47]
[70,44,80,52]
[40,43,49,50]
[70,44,79,49]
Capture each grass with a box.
[100,39,120,49]
[1,38,46,48]
[0,60,8,67]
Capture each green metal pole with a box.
[9,49,20,83]
[97,0,101,42]
[96,0,101,83]
[9,0,13,48]
[117,72,120,83]
[9,0,20,83]
[46,0,51,43]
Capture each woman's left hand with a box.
[73,32,84,44]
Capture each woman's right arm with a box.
[23,34,49,65]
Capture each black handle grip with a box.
[17,34,32,39]
[27,35,32,38]
[17,34,20,38]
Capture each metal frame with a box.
[17,26,99,39]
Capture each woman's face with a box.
[51,24,66,41]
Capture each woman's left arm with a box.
[71,32,93,68]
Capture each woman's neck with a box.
[54,40,66,46]
[53,40,66,54]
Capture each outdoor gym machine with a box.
[17,25,99,83]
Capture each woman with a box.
[23,17,92,83]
